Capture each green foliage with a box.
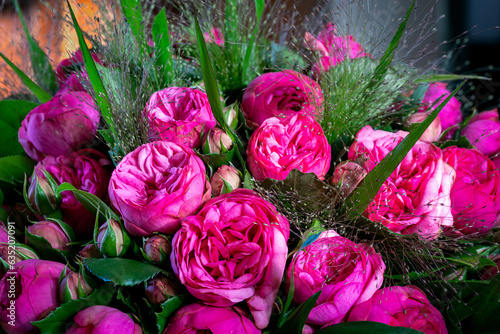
[152,8,174,86]
[316,322,424,334]
[83,258,163,286]
[0,100,39,157]
[156,295,189,333]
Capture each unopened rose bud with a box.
[203,128,233,154]
[331,161,367,197]
[143,235,171,263]
[26,220,73,251]
[0,243,39,264]
[210,165,242,196]
[96,219,131,257]
[145,276,181,305]
[406,112,442,142]
[59,271,94,303]
[223,105,238,131]
[27,174,61,215]
[79,244,103,259]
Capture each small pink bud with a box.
[331,161,367,196]
[145,276,181,305]
[203,128,233,154]
[96,219,131,257]
[210,165,242,196]
[26,220,73,251]
[79,244,103,259]
[59,271,94,303]
[143,234,172,263]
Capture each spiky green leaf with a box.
[152,8,173,85]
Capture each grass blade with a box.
[348,80,466,217]
[0,52,52,103]
[66,0,115,137]
[121,0,145,45]
[241,0,265,84]
[152,8,173,85]
[13,0,57,93]
[415,74,491,83]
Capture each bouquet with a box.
[0,0,499,333]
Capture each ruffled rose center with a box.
[267,87,307,112]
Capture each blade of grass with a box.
[348,80,466,217]
[152,8,173,86]
[367,0,415,90]
[66,0,115,137]
[0,52,52,103]
[224,0,238,43]
[415,74,491,83]
[13,0,57,93]
[121,0,145,48]
[241,0,265,84]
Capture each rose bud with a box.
[59,271,94,303]
[419,82,462,138]
[202,127,233,155]
[55,49,102,84]
[348,285,447,334]
[66,305,143,334]
[96,219,131,258]
[0,243,39,264]
[18,90,100,161]
[26,220,74,251]
[224,105,238,131]
[164,303,260,334]
[27,173,61,215]
[331,161,367,196]
[79,244,103,259]
[145,276,181,305]
[241,70,324,129]
[405,112,442,142]
[210,165,242,196]
[462,108,500,157]
[145,87,216,148]
[0,260,70,333]
[143,234,171,263]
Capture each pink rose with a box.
[204,27,225,47]
[286,232,385,328]
[18,90,100,161]
[349,126,455,239]
[247,114,331,181]
[442,147,500,235]
[164,303,260,334]
[66,305,142,334]
[145,87,216,148]
[171,189,289,329]
[462,109,500,156]
[109,141,211,237]
[419,82,462,136]
[26,220,72,251]
[348,285,447,334]
[241,70,323,129]
[34,149,111,237]
[0,259,69,333]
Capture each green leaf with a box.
[348,81,466,217]
[66,0,115,137]
[415,74,491,84]
[0,100,39,157]
[32,283,115,334]
[468,277,500,333]
[13,0,57,93]
[315,321,424,334]
[0,155,35,186]
[439,136,472,150]
[194,16,227,131]
[156,295,188,333]
[83,258,162,286]
[277,291,321,333]
[56,182,119,223]
[367,0,415,90]
[152,8,173,86]
[241,0,265,84]
[121,0,145,44]
[0,52,52,103]
[199,147,237,170]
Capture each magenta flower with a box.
[204,27,225,47]
[241,70,323,129]
[66,305,142,334]
[145,87,216,148]
[247,114,331,181]
[171,189,289,329]
[109,141,211,237]
[462,108,500,156]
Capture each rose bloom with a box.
[171,189,289,329]
[66,305,142,334]
[247,114,331,181]
[419,82,462,136]
[349,126,455,239]
[18,90,100,161]
[442,147,500,235]
[164,303,260,334]
[34,149,111,237]
[145,87,216,148]
[348,285,447,334]
[286,231,385,329]
[462,109,500,157]
[109,141,211,237]
[0,259,69,333]
[241,70,323,129]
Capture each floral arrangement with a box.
[0,0,499,333]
